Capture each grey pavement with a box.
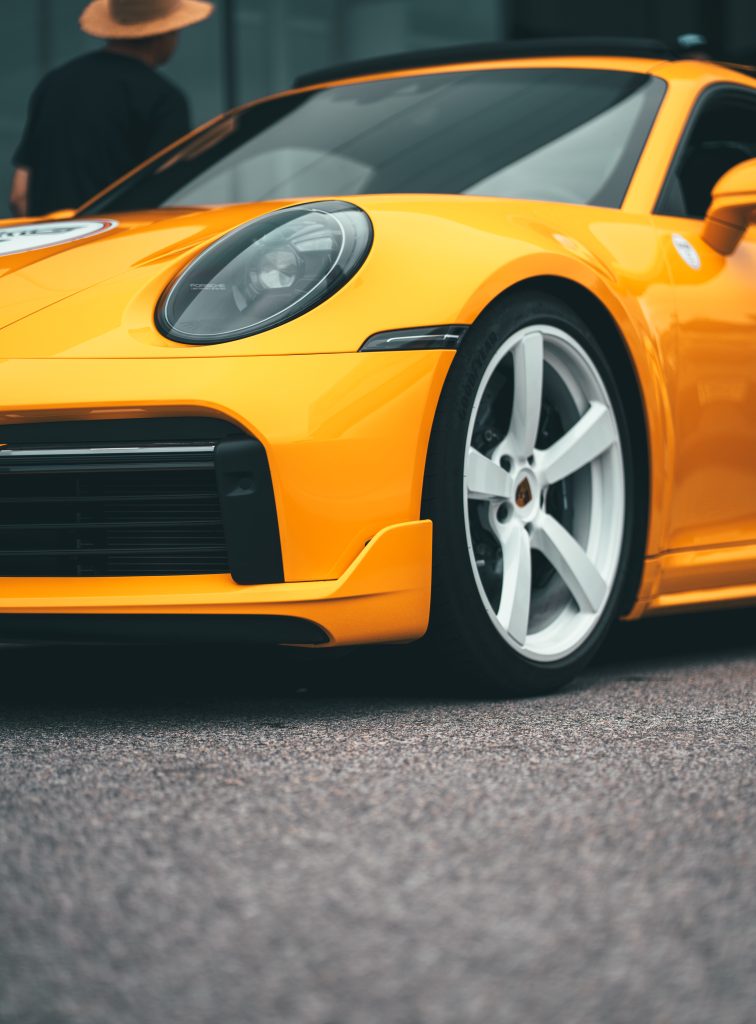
[0,610,754,1024]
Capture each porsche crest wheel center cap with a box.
[512,468,539,521]
[515,477,533,508]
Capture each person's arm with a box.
[9,166,30,218]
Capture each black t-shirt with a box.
[14,50,190,216]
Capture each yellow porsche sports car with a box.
[1,39,755,695]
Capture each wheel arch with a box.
[460,274,650,616]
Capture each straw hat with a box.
[80,0,214,39]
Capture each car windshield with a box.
[82,67,665,214]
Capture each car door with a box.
[654,86,756,556]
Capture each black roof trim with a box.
[293,38,675,89]
[719,61,756,80]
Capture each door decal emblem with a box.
[672,233,702,270]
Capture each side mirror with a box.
[702,157,756,255]
[46,208,77,221]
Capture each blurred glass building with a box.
[2,0,755,214]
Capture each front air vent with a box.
[0,442,227,577]
[0,417,284,582]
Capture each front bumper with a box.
[0,350,452,645]
[0,521,432,646]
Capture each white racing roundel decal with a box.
[0,219,117,257]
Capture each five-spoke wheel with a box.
[464,323,625,660]
[423,293,635,695]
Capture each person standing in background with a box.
[9,0,214,217]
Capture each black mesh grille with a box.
[0,436,229,577]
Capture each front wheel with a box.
[422,292,638,697]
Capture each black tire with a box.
[421,290,639,697]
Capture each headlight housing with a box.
[157,200,373,345]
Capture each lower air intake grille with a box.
[0,442,228,577]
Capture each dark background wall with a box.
[2,0,755,214]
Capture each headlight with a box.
[157,200,373,345]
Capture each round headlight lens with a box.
[157,200,373,344]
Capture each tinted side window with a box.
[657,90,756,219]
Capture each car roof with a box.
[294,39,673,87]
[293,39,756,93]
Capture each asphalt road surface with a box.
[1,610,754,1024]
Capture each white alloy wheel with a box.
[462,324,625,663]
